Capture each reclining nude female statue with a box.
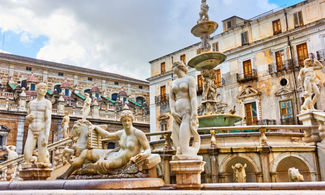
[170,61,200,157]
[59,108,151,179]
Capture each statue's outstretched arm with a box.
[94,125,120,140]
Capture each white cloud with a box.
[0,0,278,80]
[0,49,10,54]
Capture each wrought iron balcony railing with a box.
[236,69,257,83]
[155,94,169,105]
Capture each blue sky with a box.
[0,0,305,79]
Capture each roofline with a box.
[148,0,311,64]
[221,15,246,22]
[0,52,148,85]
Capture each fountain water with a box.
[188,0,242,128]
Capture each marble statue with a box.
[23,83,52,168]
[61,111,70,138]
[59,107,152,178]
[288,167,304,182]
[232,163,247,183]
[298,57,323,113]
[18,87,27,111]
[6,145,18,180]
[198,0,209,23]
[202,69,217,101]
[170,61,200,157]
[81,93,91,120]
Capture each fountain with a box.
[188,0,242,128]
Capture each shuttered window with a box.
[296,43,308,66]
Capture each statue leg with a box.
[179,113,191,155]
[312,83,320,106]
[38,131,50,163]
[24,130,37,164]
[171,120,181,154]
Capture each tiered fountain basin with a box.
[198,114,242,128]
[191,21,218,37]
[188,52,226,71]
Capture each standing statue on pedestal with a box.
[5,145,18,180]
[81,93,91,120]
[23,83,52,168]
[61,111,70,138]
[170,61,200,157]
[298,57,323,113]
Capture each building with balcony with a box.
[148,0,325,135]
[0,52,150,158]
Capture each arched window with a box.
[111,93,118,101]
[136,97,144,105]
[95,93,100,99]
[21,80,27,88]
[54,84,61,93]
[84,89,91,96]
[30,83,36,91]
[64,89,70,96]
[123,97,127,103]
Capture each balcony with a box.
[268,59,302,75]
[155,94,169,106]
[236,69,257,83]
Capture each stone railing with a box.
[236,69,258,83]
[0,137,72,181]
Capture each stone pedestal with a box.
[170,155,205,189]
[19,164,52,181]
[298,111,321,143]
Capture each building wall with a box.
[148,0,325,133]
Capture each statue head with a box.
[85,93,90,98]
[64,111,69,116]
[173,61,188,75]
[36,83,47,96]
[120,106,134,129]
[304,58,313,67]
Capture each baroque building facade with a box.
[148,0,325,183]
[148,0,325,134]
[0,52,150,159]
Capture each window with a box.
[54,84,61,93]
[123,97,127,102]
[296,43,308,66]
[95,93,100,99]
[84,89,91,95]
[212,42,219,52]
[136,97,144,105]
[58,72,64,77]
[111,93,118,101]
[245,102,258,125]
[21,80,27,88]
[197,75,203,92]
[0,135,3,147]
[160,123,168,132]
[161,62,166,74]
[241,31,249,46]
[279,100,293,123]
[139,85,143,89]
[272,19,282,35]
[64,89,69,96]
[114,81,119,85]
[215,69,221,88]
[180,54,186,64]
[294,11,303,28]
[107,142,116,149]
[243,59,252,77]
[88,77,93,81]
[227,21,232,29]
[26,67,32,71]
[160,85,166,102]
[30,83,36,91]
[275,50,284,71]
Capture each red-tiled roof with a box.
[91,83,100,92]
[61,78,71,88]
[27,72,39,83]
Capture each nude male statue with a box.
[298,57,323,112]
[61,111,70,138]
[24,83,52,167]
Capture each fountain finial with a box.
[197,0,209,24]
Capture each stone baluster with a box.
[57,93,65,115]
[163,133,172,151]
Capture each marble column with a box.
[15,116,25,154]
[259,146,271,182]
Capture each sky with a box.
[0,0,304,80]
